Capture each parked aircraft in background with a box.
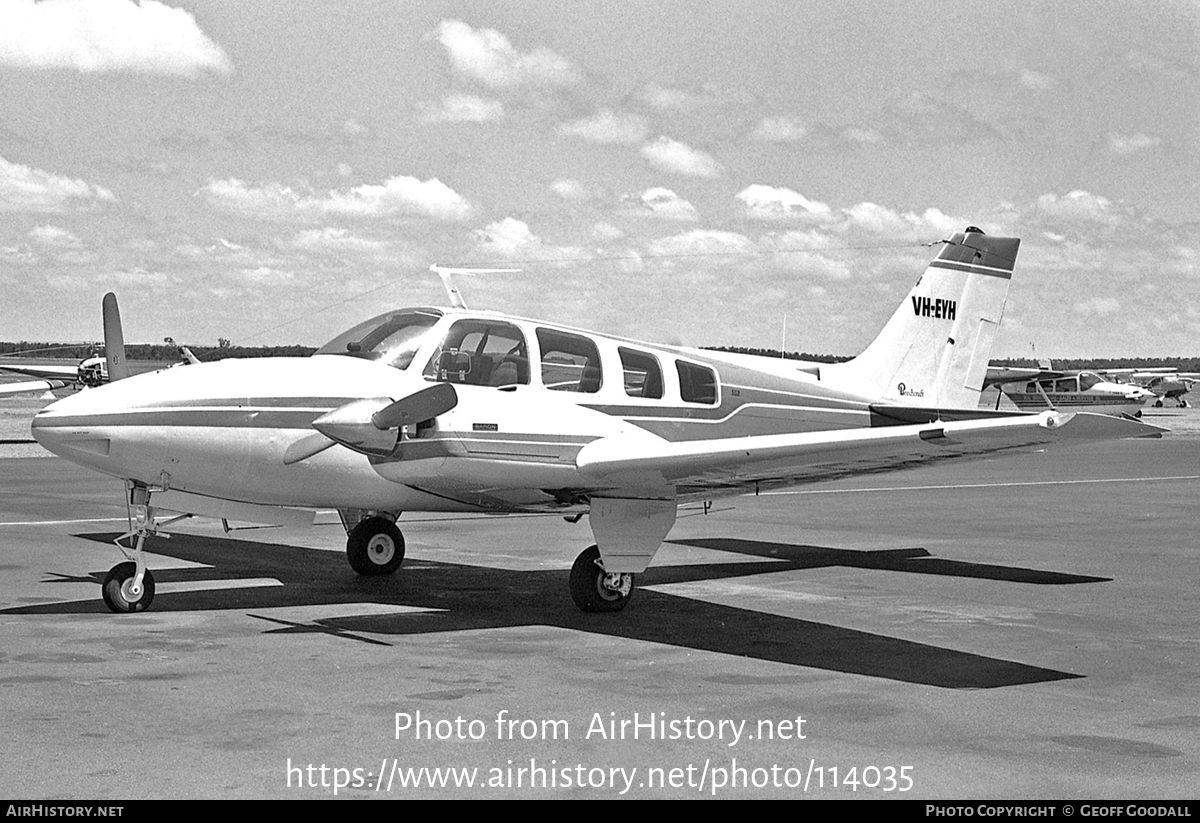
[30,227,1162,614]
[0,353,108,398]
[1101,369,1200,408]
[984,362,1155,417]
[0,294,129,398]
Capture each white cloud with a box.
[472,217,588,261]
[750,117,807,142]
[1018,69,1056,90]
[28,224,81,247]
[591,222,625,241]
[557,109,647,144]
[0,0,232,76]
[623,187,699,221]
[1074,297,1121,317]
[287,228,390,256]
[473,217,540,256]
[842,202,959,237]
[647,229,754,257]
[1035,190,1120,225]
[435,19,580,89]
[640,137,721,178]
[204,175,473,222]
[843,127,884,145]
[417,93,504,124]
[737,185,832,222]
[0,155,115,212]
[240,267,294,284]
[1108,133,1161,155]
[550,179,588,201]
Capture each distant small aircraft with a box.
[0,313,199,398]
[30,228,1162,614]
[984,362,1155,417]
[1100,369,1200,408]
[0,353,108,397]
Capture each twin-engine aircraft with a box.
[30,227,1161,614]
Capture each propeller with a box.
[284,383,458,464]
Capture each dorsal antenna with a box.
[430,264,521,309]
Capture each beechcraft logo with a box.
[911,296,957,320]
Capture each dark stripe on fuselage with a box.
[34,408,330,430]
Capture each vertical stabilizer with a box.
[102,292,130,382]
[823,227,1019,408]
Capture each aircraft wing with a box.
[576,411,1162,496]
[983,366,1065,388]
[0,379,68,397]
[0,363,79,381]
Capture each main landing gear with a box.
[569,545,634,612]
[343,513,405,576]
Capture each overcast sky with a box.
[0,0,1197,358]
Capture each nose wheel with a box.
[569,545,634,612]
[102,561,156,613]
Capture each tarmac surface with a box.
[0,392,1197,799]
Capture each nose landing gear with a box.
[101,483,188,613]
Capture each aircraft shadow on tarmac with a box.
[5,531,1111,690]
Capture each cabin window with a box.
[537,328,602,393]
[1055,378,1077,393]
[316,309,442,370]
[1078,372,1102,391]
[423,320,529,387]
[676,360,718,404]
[619,347,663,399]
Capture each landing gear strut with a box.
[569,545,634,612]
[346,516,405,576]
[103,484,162,613]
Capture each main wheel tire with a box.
[101,562,156,613]
[346,517,405,576]
[569,545,633,613]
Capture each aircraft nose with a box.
[31,387,119,466]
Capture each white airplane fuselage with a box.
[30,312,882,515]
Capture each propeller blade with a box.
[282,432,337,465]
[102,292,130,381]
[371,383,458,430]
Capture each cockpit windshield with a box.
[316,309,443,370]
[1078,372,1102,391]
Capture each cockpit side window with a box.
[423,320,529,387]
[676,360,718,404]
[315,310,442,370]
[1055,377,1077,393]
[1078,372,1101,391]
[537,328,602,393]
[619,347,663,399]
